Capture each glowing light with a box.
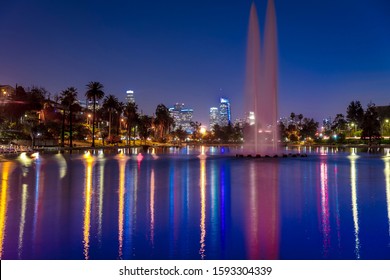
[54,153,67,179]
[200,126,206,135]
[137,153,143,162]
[17,152,32,167]
[198,145,207,159]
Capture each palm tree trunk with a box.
[69,108,73,148]
[61,109,65,147]
[109,110,112,139]
[92,97,96,147]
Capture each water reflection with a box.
[2,149,390,260]
[150,169,155,246]
[117,154,128,259]
[384,157,390,241]
[350,156,360,259]
[320,162,330,256]
[199,159,206,259]
[82,153,95,259]
[97,157,105,244]
[18,184,28,258]
[246,161,279,259]
[0,162,15,259]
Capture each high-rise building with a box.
[126,90,135,103]
[219,97,231,126]
[209,107,219,129]
[169,103,194,133]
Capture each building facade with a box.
[169,103,194,133]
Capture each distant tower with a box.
[209,107,219,129]
[126,90,135,103]
[219,97,231,126]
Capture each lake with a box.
[1,146,390,259]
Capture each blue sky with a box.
[1,0,389,126]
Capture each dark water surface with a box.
[1,146,390,259]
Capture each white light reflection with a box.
[320,162,330,256]
[18,184,28,258]
[384,157,390,241]
[54,153,67,179]
[350,156,360,259]
[198,146,207,159]
[199,159,206,259]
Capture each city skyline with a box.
[1,0,389,126]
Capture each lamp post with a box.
[383,119,389,137]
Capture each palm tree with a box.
[102,94,119,139]
[85,82,105,147]
[154,104,174,140]
[116,101,125,135]
[60,87,78,147]
[124,102,139,145]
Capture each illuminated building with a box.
[209,107,219,129]
[125,90,135,104]
[169,103,194,133]
[219,97,231,126]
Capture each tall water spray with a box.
[244,0,279,154]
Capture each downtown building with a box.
[125,90,135,104]
[209,97,231,129]
[169,103,194,133]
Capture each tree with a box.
[190,121,202,141]
[59,87,79,147]
[361,102,381,142]
[102,94,119,139]
[173,126,187,144]
[85,82,105,147]
[154,104,174,140]
[346,100,364,129]
[123,102,139,145]
[331,114,347,134]
[138,115,153,144]
[300,118,319,140]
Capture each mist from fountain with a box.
[244,0,279,155]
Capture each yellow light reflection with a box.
[97,158,105,243]
[0,162,14,259]
[83,153,94,260]
[18,184,28,258]
[117,154,127,259]
[199,159,206,259]
[350,157,360,259]
[150,169,155,245]
[384,158,390,239]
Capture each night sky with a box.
[1,0,389,127]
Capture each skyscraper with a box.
[219,97,231,126]
[209,107,219,129]
[126,90,135,103]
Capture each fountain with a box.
[243,0,279,156]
